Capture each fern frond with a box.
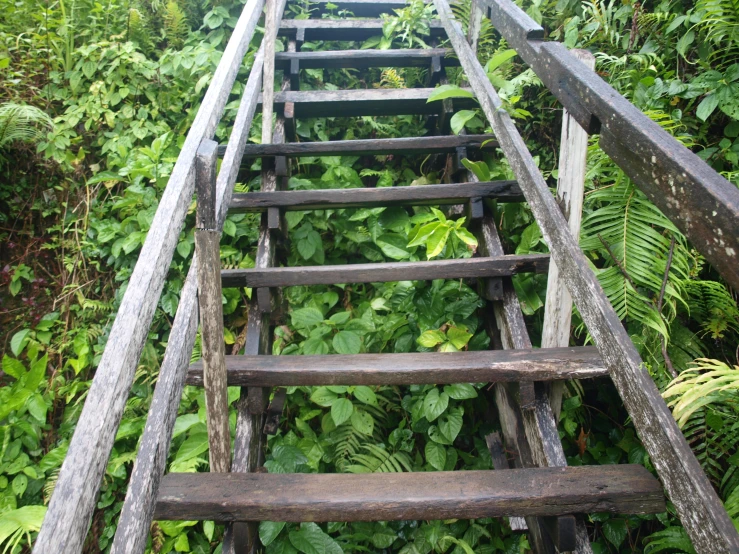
[163,0,189,49]
[683,280,739,339]
[0,103,54,149]
[345,444,413,473]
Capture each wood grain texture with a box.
[543,49,594,422]
[261,88,477,117]
[154,465,665,522]
[230,181,522,212]
[481,0,739,291]
[261,0,277,145]
[33,0,267,549]
[438,0,739,549]
[221,254,549,288]
[233,134,498,158]
[111,37,270,554]
[485,433,527,531]
[279,18,447,41]
[186,346,607,386]
[275,48,458,69]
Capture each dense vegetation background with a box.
[1,0,738,551]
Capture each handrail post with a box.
[542,49,595,420]
[195,138,231,473]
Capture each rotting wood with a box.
[436,0,739,549]
[230,181,522,212]
[260,87,478,118]
[543,49,594,421]
[274,48,459,69]
[154,465,665,522]
[278,18,447,41]
[195,140,230,474]
[111,42,269,554]
[185,346,607,386]
[32,0,268,549]
[227,134,499,159]
[222,254,550,288]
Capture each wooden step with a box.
[230,181,521,212]
[222,254,549,288]
[308,0,410,17]
[186,346,607,386]
[154,465,665,522]
[279,19,447,42]
[259,88,477,118]
[231,134,497,159]
[275,48,459,70]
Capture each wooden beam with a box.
[274,48,459,69]
[261,88,478,118]
[222,254,550,288]
[279,19,447,41]
[154,465,665,522]
[436,0,739,550]
[307,0,408,17]
[261,0,278,145]
[543,49,594,421]
[231,134,498,159]
[479,0,739,291]
[32,0,268,549]
[186,346,607,386]
[194,140,231,474]
[230,181,522,212]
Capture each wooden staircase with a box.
[32,0,739,553]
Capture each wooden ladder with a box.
[32,0,739,553]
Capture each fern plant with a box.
[0,103,54,163]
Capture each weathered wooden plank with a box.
[485,432,527,531]
[230,134,498,158]
[260,87,477,118]
[111,42,269,554]
[436,0,739,549]
[274,48,458,70]
[33,0,268,549]
[222,254,549,288]
[279,19,447,41]
[307,0,409,17]
[185,346,607,386]
[154,465,665,522]
[480,0,739,291]
[543,49,594,421]
[194,141,230,474]
[230,181,521,212]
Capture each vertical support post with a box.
[542,49,595,420]
[194,139,231,474]
[262,0,278,145]
[467,1,483,53]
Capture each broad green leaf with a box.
[10,330,30,357]
[697,94,719,121]
[443,383,478,400]
[485,49,517,73]
[427,84,475,103]
[450,110,476,135]
[331,398,354,426]
[353,386,378,406]
[423,388,449,421]
[439,408,463,443]
[426,226,452,258]
[417,330,446,348]
[461,158,490,181]
[351,410,374,435]
[425,441,446,470]
[447,327,473,349]
[204,521,215,541]
[260,521,286,546]
[291,308,324,328]
[371,526,397,549]
[333,331,361,354]
[2,355,25,380]
[602,518,628,548]
[289,523,343,554]
[454,227,478,248]
[329,311,351,325]
[303,337,329,355]
[310,387,338,407]
[428,425,453,445]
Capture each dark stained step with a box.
[226,134,497,159]
[279,19,447,41]
[186,346,607,386]
[274,48,459,70]
[258,88,477,118]
[307,0,411,17]
[221,254,549,288]
[154,465,665,522]
[230,181,521,212]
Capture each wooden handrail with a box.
[475,0,739,292]
[433,0,739,551]
[33,0,267,551]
